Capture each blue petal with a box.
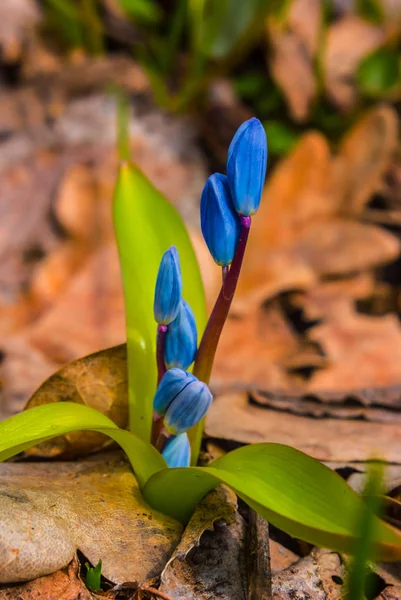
[164,380,213,435]
[200,173,240,266]
[162,433,191,468]
[227,118,268,216]
[165,299,198,370]
[153,368,196,416]
[154,246,182,325]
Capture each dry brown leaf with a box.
[25,244,126,364]
[294,219,400,276]
[0,245,126,419]
[269,540,299,575]
[336,106,399,214]
[0,557,94,600]
[308,308,401,389]
[0,455,182,584]
[291,274,375,320]
[0,0,39,62]
[213,306,297,392]
[266,0,321,121]
[30,241,89,307]
[160,486,247,600]
[324,16,384,110]
[267,25,316,122]
[205,392,401,462]
[272,549,344,600]
[55,164,100,242]
[24,344,127,458]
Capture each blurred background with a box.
[1,0,401,431]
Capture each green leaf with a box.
[85,559,102,591]
[357,48,400,97]
[117,0,162,24]
[113,164,207,443]
[345,461,385,599]
[0,402,166,488]
[356,0,385,23]
[143,443,401,559]
[263,120,300,156]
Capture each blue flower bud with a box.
[153,368,197,416]
[162,433,191,468]
[164,378,213,435]
[226,117,268,216]
[154,246,182,325]
[165,300,198,370]
[200,173,240,266]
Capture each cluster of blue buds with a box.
[154,247,197,371]
[201,117,267,266]
[153,248,208,467]
[153,118,268,468]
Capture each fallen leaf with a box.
[308,307,401,389]
[267,24,316,123]
[54,163,101,243]
[336,105,399,215]
[0,0,39,62]
[324,15,384,110]
[294,219,400,276]
[0,556,94,600]
[269,540,299,574]
[159,486,247,600]
[272,548,344,600]
[24,344,127,458]
[205,392,401,462]
[213,306,297,392]
[266,0,321,122]
[0,455,182,584]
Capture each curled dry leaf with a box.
[24,344,128,458]
[159,486,248,600]
[0,455,182,585]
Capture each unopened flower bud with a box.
[226,118,268,216]
[200,173,240,266]
[153,368,196,416]
[154,246,182,325]
[165,300,198,370]
[162,433,190,468]
[164,378,213,435]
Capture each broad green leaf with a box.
[143,443,401,560]
[0,402,166,488]
[113,163,207,443]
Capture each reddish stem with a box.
[156,324,167,384]
[151,324,168,448]
[193,215,251,384]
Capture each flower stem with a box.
[189,215,251,462]
[152,325,168,448]
[193,215,251,383]
[156,324,168,384]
